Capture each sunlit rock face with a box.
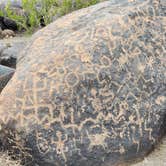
[0,0,165,166]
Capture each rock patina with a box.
[0,0,165,166]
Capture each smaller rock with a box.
[0,29,15,39]
[0,65,15,93]
[0,16,18,31]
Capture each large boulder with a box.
[0,0,165,166]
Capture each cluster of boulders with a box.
[0,1,30,67]
[0,36,30,68]
[0,16,18,39]
[0,1,20,37]
[0,0,45,68]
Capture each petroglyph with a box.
[0,0,165,165]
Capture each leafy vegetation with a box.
[0,0,103,33]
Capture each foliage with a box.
[0,0,103,33]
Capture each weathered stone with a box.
[0,0,165,166]
[0,65,15,92]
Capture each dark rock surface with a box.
[0,16,18,31]
[0,0,165,166]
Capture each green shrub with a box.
[0,0,103,33]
